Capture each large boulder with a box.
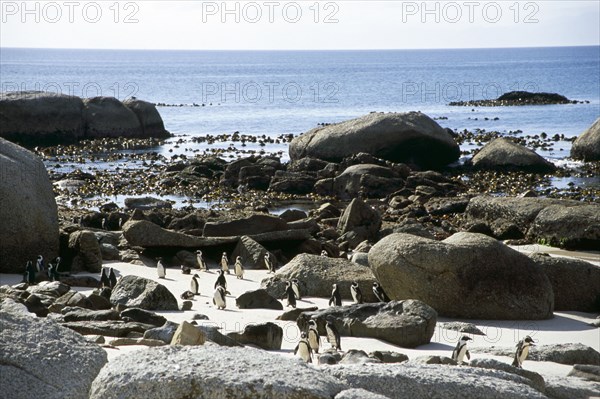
[571,117,600,161]
[236,289,283,310]
[527,204,600,250]
[369,232,554,319]
[83,96,143,138]
[337,198,381,243]
[289,112,460,169]
[123,98,170,138]
[297,300,436,348]
[110,275,179,311]
[324,363,547,399]
[530,254,600,312]
[67,230,102,273]
[0,138,59,273]
[0,299,107,399]
[0,91,84,145]
[261,253,377,302]
[226,322,283,350]
[230,236,275,269]
[89,346,344,399]
[203,214,288,237]
[470,138,556,173]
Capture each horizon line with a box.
[1,44,599,52]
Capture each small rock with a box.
[170,321,205,346]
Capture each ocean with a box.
[1,46,599,177]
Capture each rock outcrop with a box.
[470,138,556,173]
[571,117,600,161]
[110,275,179,311]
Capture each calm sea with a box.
[1,46,599,167]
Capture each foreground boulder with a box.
[530,254,600,312]
[89,346,344,399]
[1,299,107,399]
[470,138,556,173]
[0,138,59,273]
[289,112,460,169]
[261,253,377,302]
[297,300,436,348]
[571,117,600,161]
[110,275,178,311]
[324,363,546,399]
[369,232,554,319]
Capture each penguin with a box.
[307,319,320,354]
[190,274,200,295]
[156,257,166,279]
[196,250,208,271]
[214,269,227,290]
[372,282,390,302]
[101,217,107,230]
[451,335,472,365]
[108,267,118,289]
[350,281,363,304]
[118,217,124,229]
[181,265,191,275]
[100,268,110,288]
[512,335,536,368]
[265,253,276,274]
[291,278,301,300]
[213,285,227,309]
[47,261,58,282]
[294,332,313,363]
[325,319,341,351]
[25,260,36,285]
[234,256,244,280]
[284,281,297,308]
[220,252,230,274]
[181,290,195,300]
[329,283,342,307]
[321,250,328,257]
[36,255,45,273]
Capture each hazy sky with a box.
[1,1,598,50]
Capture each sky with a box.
[0,1,598,50]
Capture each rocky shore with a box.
[1,101,599,398]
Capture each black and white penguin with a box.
[214,269,227,290]
[213,285,227,309]
[372,282,390,302]
[196,250,208,271]
[108,267,118,289]
[329,283,342,307]
[101,217,107,230]
[181,290,195,300]
[294,332,313,363]
[118,217,124,229]
[190,274,200,295]
[47,260,59,282]
[181,265,191,275]
[100,268,111,288]
[291,278,301,300]
[156,257,166,279]
[36,255,45,273]
[350,281,363,304]
[321,250,328,257]
[451,335,472,365]
[512,335,536,368]
[25,261,36,285]
[325,318,341,351]
[265,253,276,274]
[220,252,230,274]
[284,281,297,308]
[307,319,320,354]
[234,256,244,280]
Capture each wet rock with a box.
[89,346,344,399]
[289,112,460,169]
[369,232,554,319]
[297,300,436,348]
[110,275,178,311]
[269,170,317,194]
[236,289,283,310]
[227,322,283,350]
[279,209,308,222]
[261,253,377,301]
[571,117,600,161]
[0,138,59,273]
[124,196,172,211]
[470,137,556,173]
[0,299,107,399]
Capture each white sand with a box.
[1,245,598,379]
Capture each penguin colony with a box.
[22,251,538,369]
